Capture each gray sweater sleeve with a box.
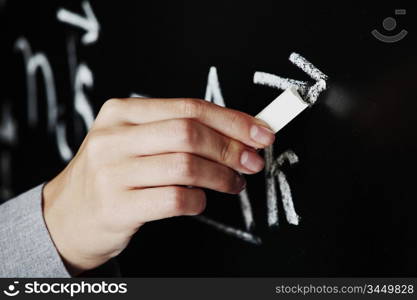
[0,184,71,277]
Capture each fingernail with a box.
[250,125,275,146]
[240,150,265,173]
[236,174,247,191]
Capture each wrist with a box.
[43,175,85,276]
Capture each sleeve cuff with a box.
[0,184,71,277]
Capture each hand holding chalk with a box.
[42,97,275,275]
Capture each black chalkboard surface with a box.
[1,1,416,276]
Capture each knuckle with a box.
[190,190,207,215]
[173,119,199,148]
[220,138,234,164]
[85,128,120,159]
[165,187,207,215]
[166,186,188,214]
[86,130,106,157]
[171,153,196,181]
[228,112,242,133]
[179,98,204,117]
[219,169,239,193]
[101,98,122,115]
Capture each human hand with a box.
[43,98,275,274]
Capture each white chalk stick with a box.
[255,87,307,133]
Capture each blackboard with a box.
[1,1,416,276]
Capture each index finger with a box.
[96,98,275,149]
